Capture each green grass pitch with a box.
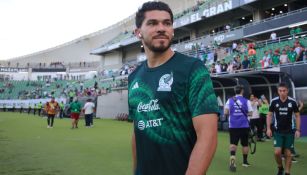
[0,112,306,175]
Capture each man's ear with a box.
[134,29,142,39]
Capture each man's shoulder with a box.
[287,97,297,103]
[270,97,279,104]
[128,62,144,81]
[174,52,201,65]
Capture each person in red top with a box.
[44,97,59,128]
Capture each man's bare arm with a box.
[266,112,273,137]
[131,130,137,174]
[185,114,218,175]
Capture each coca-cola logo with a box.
[137,99,160,112]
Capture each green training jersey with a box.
[70,101,81,113]
[288,51,297,63]
[128,52,219,175]
[272,55,280,65]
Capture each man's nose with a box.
[156,23,166,32]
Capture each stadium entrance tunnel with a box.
[211,70,295,104]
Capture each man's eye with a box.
[164,22,172,26]
[147,21,156,26]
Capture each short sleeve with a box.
[293,101,299,113]
[269,101,274,112]
[188,60,219,117]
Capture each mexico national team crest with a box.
[157,72,173,92]
[288,103,292,108]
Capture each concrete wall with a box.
[96,90,128,119]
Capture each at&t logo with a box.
[137,118,164,130]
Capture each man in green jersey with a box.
[272,51,280,66]
[288,47,297,63]
[70,98,82,129]
[129,2,219,175]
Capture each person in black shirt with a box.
[242,55,251,70]
[266,83,301,175]
[221,59,228,73]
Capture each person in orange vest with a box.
[44,97,59,128]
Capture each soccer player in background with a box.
[70,97,82,129]
[266,82,301,175]
[44,97,59,128]
[128,1,219,175]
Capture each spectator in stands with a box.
[221,59,228,73]
[284,45,291,54]
[261,51,271,68]
[68,90,75,103]
[80,81,84,91]
[231,56,238,70]
[294,26,302,35]
[247,43,256,57]
[290,27,295,36]
[280,49,289,65]
[210,63,216,74]
[250,57,257,70]
[294,42,303,62]
[215,61,222,74]
[233,56,242,71]
[288,47,297,63]
[94,81,98,89]
[227,61,234,73]
[268,49,273,59]
[242,55,251,70]
[225,24,231,32]
[232,42,238,53]
[214,49,218,63]
[270,32,277,42]
[272,49,280,66]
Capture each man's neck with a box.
[280,96,288,102]
[145,48,174,68]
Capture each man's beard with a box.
[144,39,172,53]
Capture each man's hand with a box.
[295,130,301,138]
[266,129,272,138]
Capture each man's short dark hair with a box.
[234,85,244,94]
[135,1,173,28]
[278,82,288,89]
